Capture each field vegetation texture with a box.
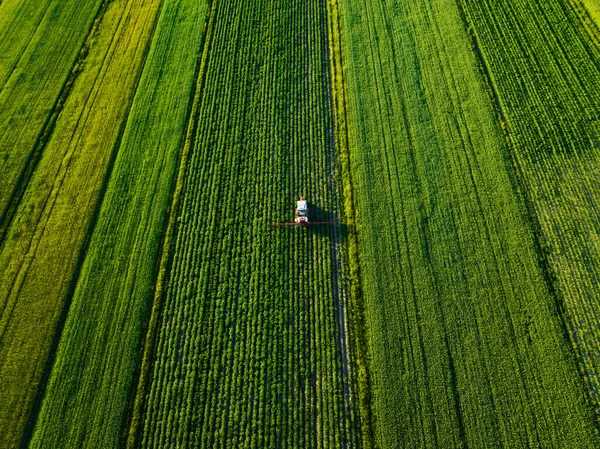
[0,0,161,446]
[0,0,103,218]
[0,0,599,448]
[459,0,600,415]
[571,0,600,44]
[135,0,359,447]
[334,0,600,446]
[28,1,210,447]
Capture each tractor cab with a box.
[269,197,334,227]
[295,198,308,224]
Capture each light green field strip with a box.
[136,1,358,447]
[326,1,374,446]
[0,1,161,447]
[459,0,600,416]
[581,0,600,24]
[335,0,600,447]
[0,0,107,221]
[570,0,600,45]
[28,1,210,448]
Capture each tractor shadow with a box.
[305,202,350,239]
[307,202,331,222]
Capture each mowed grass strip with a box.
[28,1,210,447]
[459,0,600,414]
[0,1,162,447]
[137,0,358,447]
[0,0,104,219]
[335,0,600,446]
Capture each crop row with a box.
[0,1,162,446]
[136,0,359,447]
[459,0,600,416]
[25,1,210,448]
[335,0,600,446]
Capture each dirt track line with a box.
[322,14,352,449]
[325,0,375,447]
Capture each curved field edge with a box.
[26,2,211,448]
[335,0,600,447]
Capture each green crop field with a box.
[1,0,600,448]
[133,2,359,446]
[459,0,600,418]
[333,0,600,446]
[0,0,160,445]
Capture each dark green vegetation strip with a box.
[0,0,105,223]
[337,0,600,447]
[26,1,210,448]
[136,0,359,447]
[459,0,600,416]
[0,1,162,447]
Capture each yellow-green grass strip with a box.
[326,0,375,446]
[0,0,105,220]
[28,1,211,447]
[0,1,162,447]
[565,0,600,61]
[580,0,600,26]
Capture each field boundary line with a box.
[17,0,169,446]
[568,0,600,52]
[124,2,217,447]
[0,0,111,246]
[325,0,375,447]
[455,0,600,426]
